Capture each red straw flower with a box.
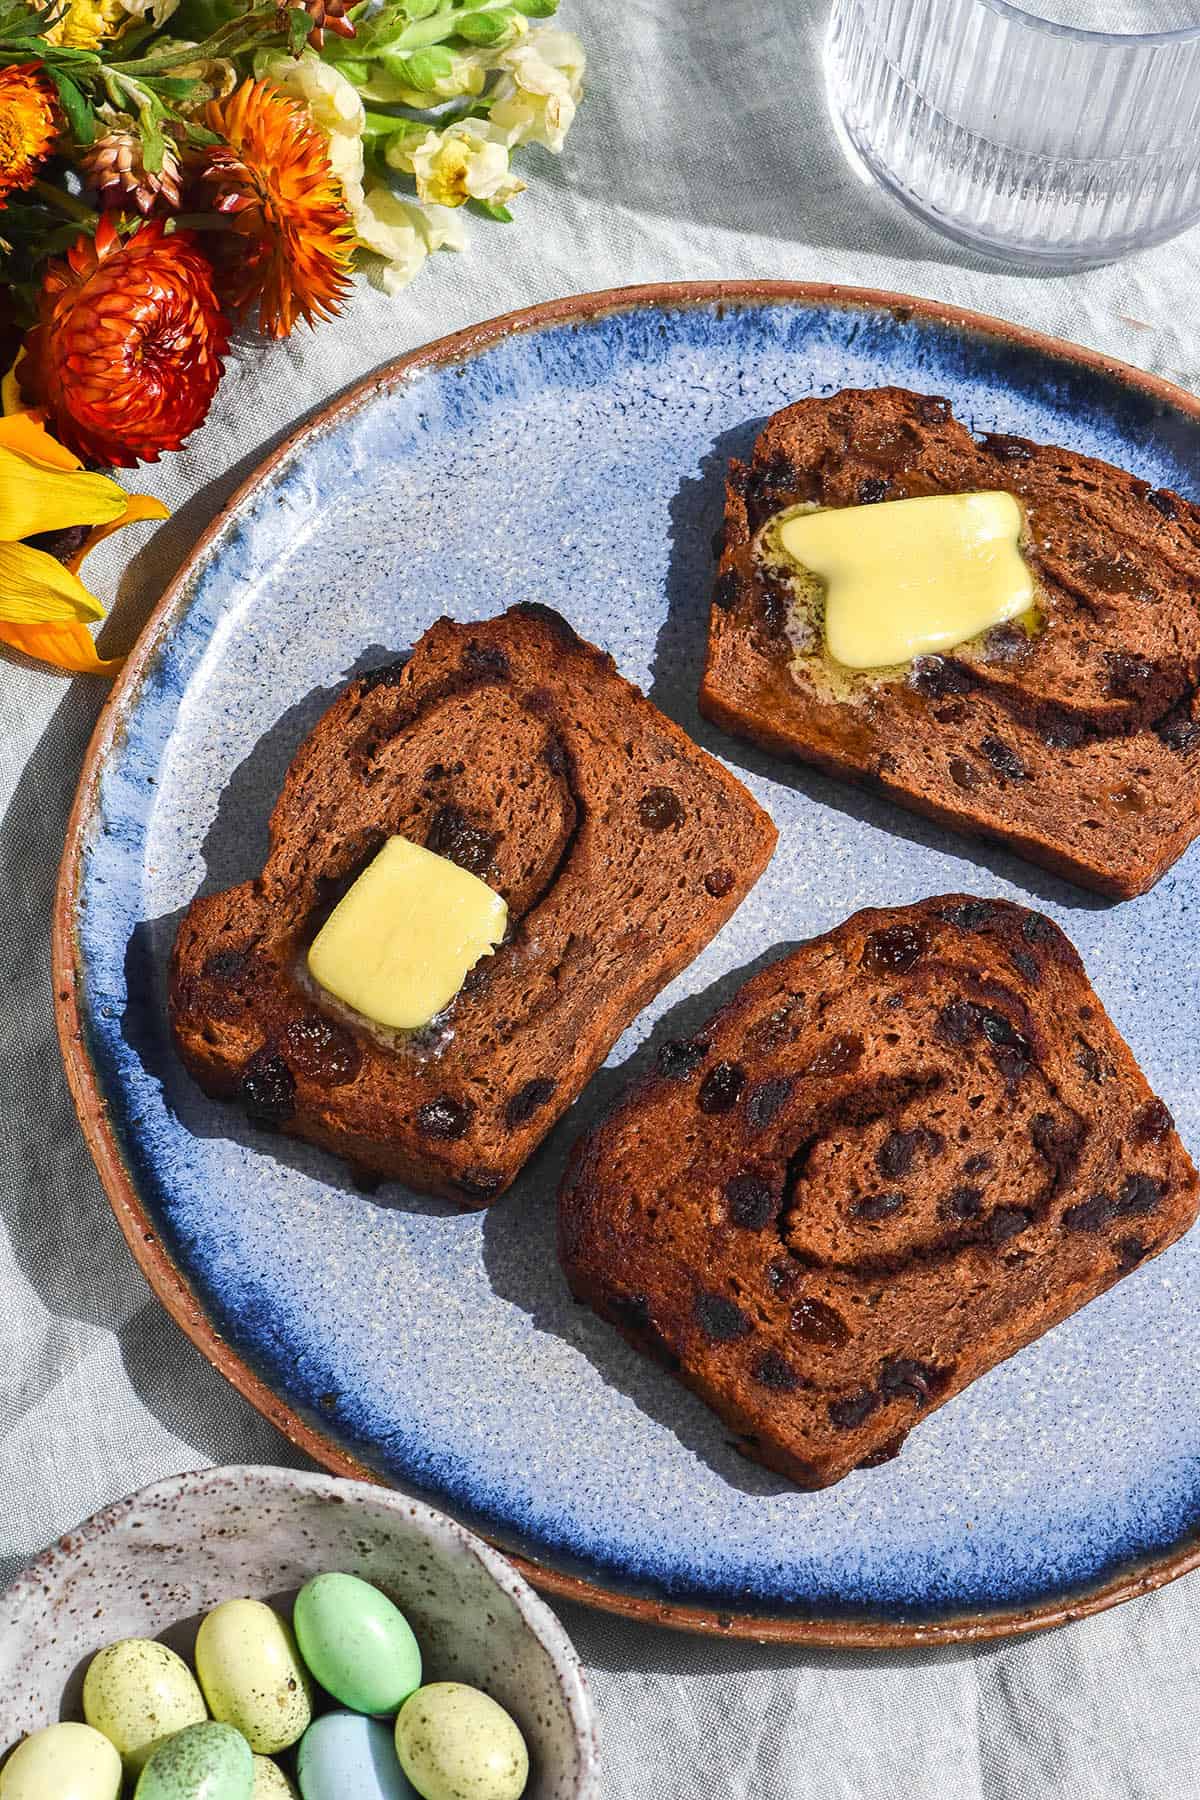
[21,215,229,467]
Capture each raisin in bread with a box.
[701,388,1200,899]
[171,605,777,1204]
[558,896,1198,1488]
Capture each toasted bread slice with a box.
[170,605,777,1204]
[700,388,1200,898]
[559,897,1198,1487]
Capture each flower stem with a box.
[32,180,97,225]
[110,9,279,75]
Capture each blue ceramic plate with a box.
[57,283,1200,1644]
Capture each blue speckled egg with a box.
[297,1713,418,1800]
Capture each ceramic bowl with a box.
[0,1464,599,1795]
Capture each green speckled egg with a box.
[0,1722,121,1800]
[83,1638,207,1773]
[133,1723,253,1800]
[251,1758,297,1799]
[195,1600,312,1754]
[293,1573,421,1715]
[394,1684,528,1800]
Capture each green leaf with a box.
[468,197,512,221]
[0,0,36,26]
[0,0,49,40]
[404,0,444,15]
[141,121,164,172]
[165,0,241,37]
[510,0,557,12]
[46,68,95,144]
[285,4,311,50]
[149,74,202,97]
[181,118,221,145]
[41,46,103,62]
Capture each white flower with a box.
[255,49,367,202]
[387,120,524,209]
[488,26,585,154]
[355,187,465,295]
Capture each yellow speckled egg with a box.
[395,1684,528,1800]
[195,1599,313,1754]
[252,1758,298,1799]
[0,1721,121,1800]
[83,1638,207,1773]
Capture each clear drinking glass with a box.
[825,0,1200,266]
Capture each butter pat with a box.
[308,836,506,1031]
[777,491,1034,671]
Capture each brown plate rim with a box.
[53,276,1200,1647]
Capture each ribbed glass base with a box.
[825,0,1200,267]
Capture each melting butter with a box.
[776,491,1034,671]
[308,835,506,1031]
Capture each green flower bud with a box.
[395,44,456,86]
[455,7,516,44]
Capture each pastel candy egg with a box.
[134,1722,253,1800]
[83,1638,207,1773]
[195,1599,312,1754]
[0,1722,121,1800]
[251,1759,298,1798]
[395,1684,528,1800]
[297,1712,418,1800]
[293,1573,421,1714]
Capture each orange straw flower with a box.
[0,63,57,205]
[20,213,229,468]
[200,78,355,339]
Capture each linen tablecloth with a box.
[4,2,1200,1792]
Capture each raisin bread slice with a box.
[700,388,1200,899]
[558,897,1198,1488]
[171,605,777,1204]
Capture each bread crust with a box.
[170,605,777,1204]
[558,896,1199,1488]
[700,389,1200,899]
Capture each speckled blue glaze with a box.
[75,296,1200,1624]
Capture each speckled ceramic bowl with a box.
[0,1465,599,1793]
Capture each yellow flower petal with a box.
[0,411,81,470]
[0,539,106,623]
[0,444,130,540]
[66,493,171,573]
[0,618,122,675]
